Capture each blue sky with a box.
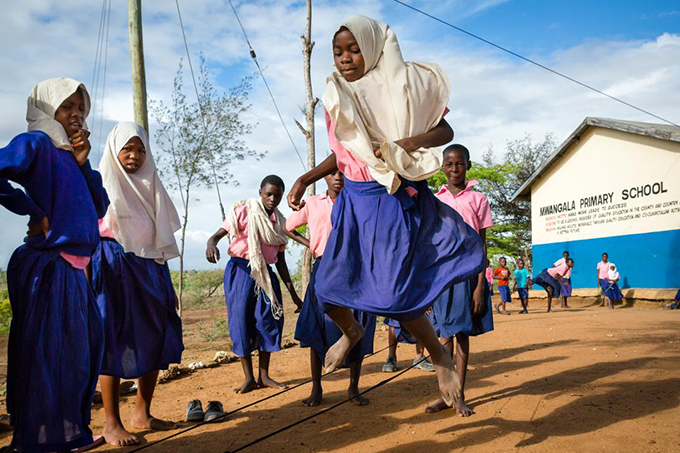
[0,0,678,270]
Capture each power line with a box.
[96,0,112,157]
[390,0,679,127]
[226,0,308,171]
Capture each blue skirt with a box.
[315,178,484,322]
[561,278,572,297]
[224,257,283,357]
[92,239,184,379]
[433,277,494,338]
[600,279,624,300]
[295,258,376,366]
[533,269,561,295]
[498,285,512,302]
[384,311,438,344]
[7,246,103,453]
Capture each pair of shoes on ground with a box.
[186,399,225,423]
[519,310,528,314]
[382,356,435,373]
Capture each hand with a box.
[373,146,383,159]
[597,280,601,286]
[287,178,307,211]
[27,215,49,237]
[293,295,303,313]
[205,244,221,263]
[70,130,91,166]
[394,137,418,153]
[472,286,485,316]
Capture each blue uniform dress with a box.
[92,238,184,378]
[315,179,484,322]
[295,258,376,366]
[224,257,284,358]
[600,279,624,300]
[0,132,109,453]
[534,269,562,296]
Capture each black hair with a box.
[517,258,524,264]
[260,174,285,191]
[443,144,470,162]
[567,258,575,264]
[563,251,569,256]
[499,256,507,262]
[602,252,608,256]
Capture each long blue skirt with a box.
[533,269,561,295]
[316,178,484,322]
[295,258,376,366]
[224,257,283,358]
[383,311,438,344]
[561,278,572,297]
[433,277,494,338]
[92,239,184,379]
[7,246,103,453]
[600,279,624,300]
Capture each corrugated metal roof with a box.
[511,117,680,201]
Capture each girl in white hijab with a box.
[287,16,485,409]
[92,122,183,446]
[1,78,108,452]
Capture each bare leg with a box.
[348,360,369,406]
[387,327,398,360]
[257,351,287,389]
[402,314,460,407]
[547,288,553,312]
[302,350,323,407]
[324,307,364,372]
[415,341,425,360]
[130,370,177,431]
[521,297,528,313]
[425,336,454,413]
[608,297,615,310]
[100,375,139,446]
[234,356,258,393]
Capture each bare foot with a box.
[234,378,258,394]
[547,309,552,313]
[324,322,364,372]
[431,346,461,407]
[455,399,474,417]
[425,397,450,413]
[130,413,177,431]
[348,386,369,406]
[102,423,139,447]
[302,386,323,407]
[258,375,287,389]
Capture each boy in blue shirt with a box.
[513,259,531,314]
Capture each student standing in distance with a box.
[382,315,436,373]
[287,170,377,406]
[513,258,531,314]
[494,257,512,315]
[426,144,494,416]
[0,78,109,453]
[485,259,494,296]
[206,175,303,394]
[597,252,612,307]
[92,122,184,446]
[602,263,624,309]
[288,15,485,407]
[553,251,572,308]
[533,258,575,312]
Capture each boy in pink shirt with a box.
[533,258,575,312]
[286,171,376,407]
[426,144,494,416]
[205,175,302,394]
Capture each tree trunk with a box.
[299,0,318,291]
[178,184,191,316]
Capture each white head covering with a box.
[321,15,451,194]
[26,78,90,151]
[100,122,181,264]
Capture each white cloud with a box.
[1,1,679,271]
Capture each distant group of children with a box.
[0,13,634,453]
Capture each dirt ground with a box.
[2,296,680,452]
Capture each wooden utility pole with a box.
[128,0,149,132]
[295,0,319,290]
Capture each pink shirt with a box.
[597,261,610,279]
[435,181,493,234]
[285,191,334,259]
[60,253,89,269]
[222,204,285,265]
[485,267,493,285]
[554,257,571,278]
[548,262,569,279]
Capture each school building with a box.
[512,117,680,299]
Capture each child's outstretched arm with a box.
[288,154,338,211]
[285,228,310,248]
[205,228,227,263]
[394,119,454,153]
[275,251,303,312]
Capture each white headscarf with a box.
[225,198,287,319]
[26,78,90,151]
[100,122,181,264]
[321,15,451,194]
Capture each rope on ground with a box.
[128,339,401,452]
[224,338,453,452]
[390,0,679,127]
[226,0,308,171]
[174,0,227,221]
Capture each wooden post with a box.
[128,0,149,132]
[295,0,319,290]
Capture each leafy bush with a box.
[0,299,12,333]
[170,269,225,310]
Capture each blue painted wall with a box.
[532,229,680,289]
